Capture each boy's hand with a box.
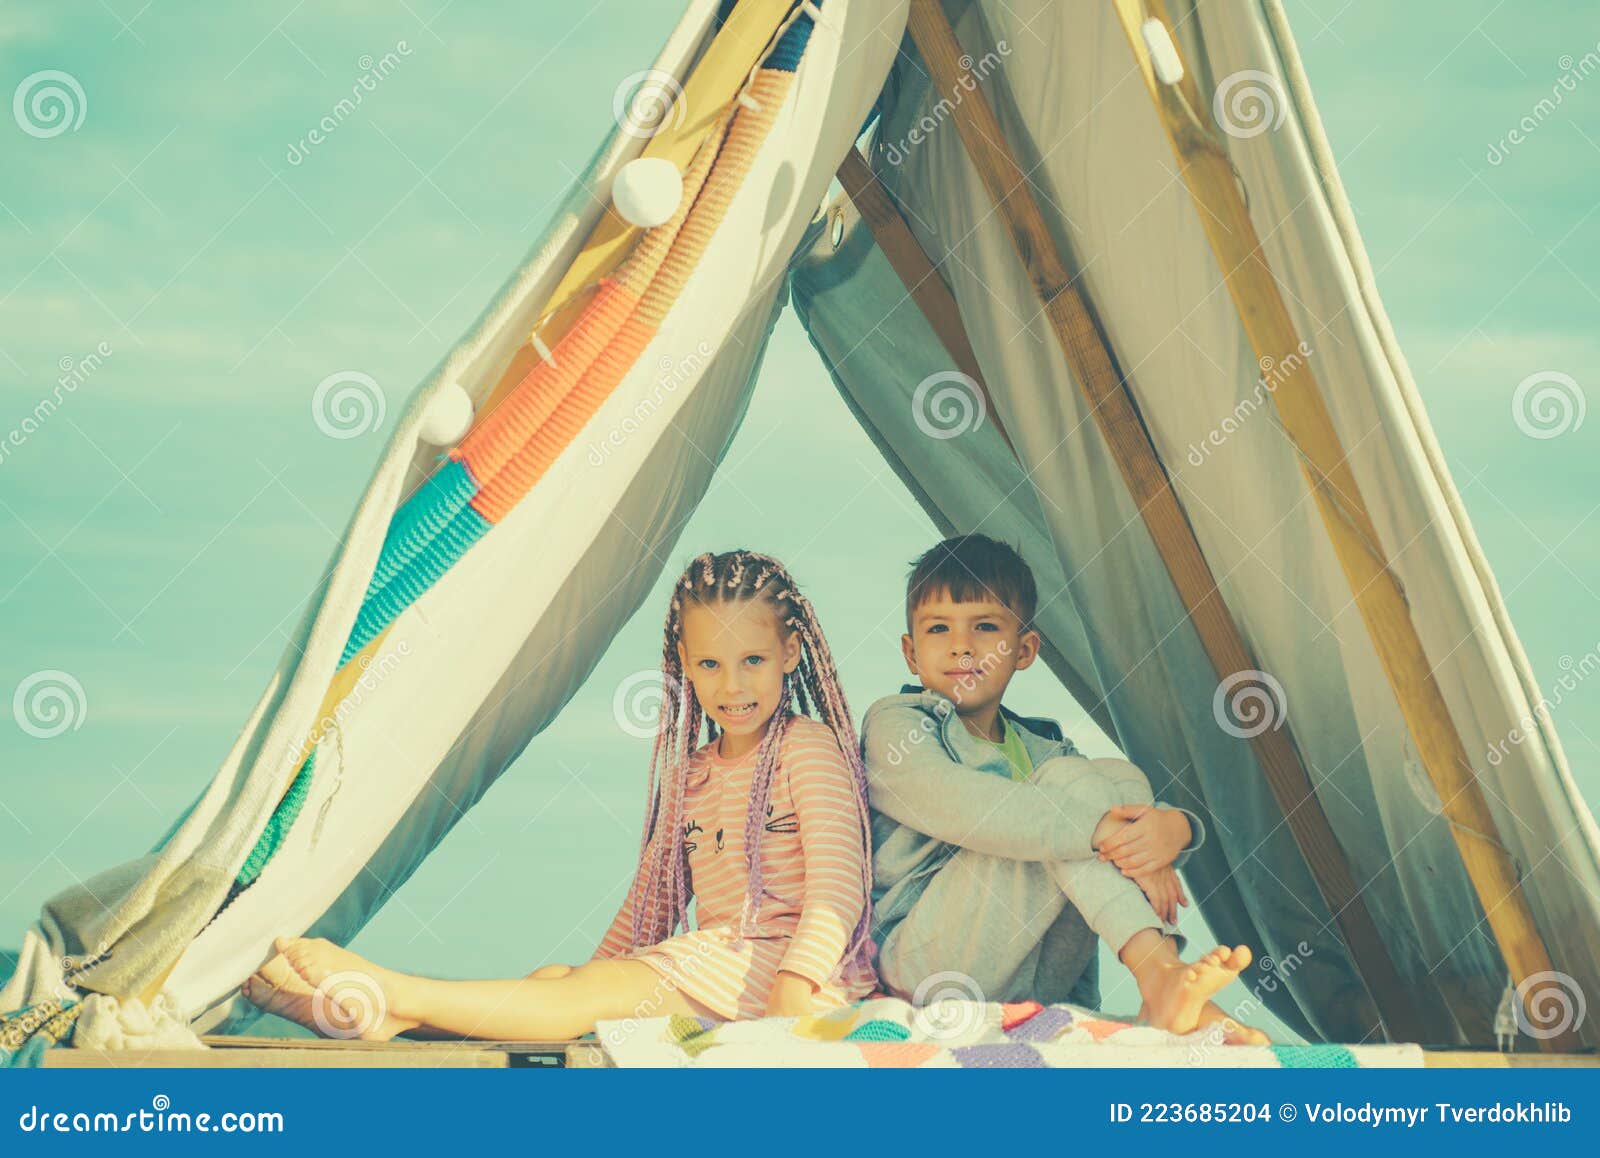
[765,970,817,1018]
[1096,804,1190,875]
[1132,866,1188,925]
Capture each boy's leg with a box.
[878,848,1071,1005]
[1036,754,1181,954]
[1036,757,1266,1041]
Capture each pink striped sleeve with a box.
[777,730,870,989]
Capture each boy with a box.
[863,534,1263,1040]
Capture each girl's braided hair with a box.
[624,549,874,982]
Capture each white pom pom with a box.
[419,382,474,445]
[611,157,683,228]
[1140,18,1185,86]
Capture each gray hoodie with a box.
[862,687,1202,1005]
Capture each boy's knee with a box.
[1031,753,1153,808]
[1084,756,1153,803]
[524,963,575,981]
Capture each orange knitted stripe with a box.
[615,119,727,297]
[459,123,727,483]
[456,279,637,481]
[469,71,792,521]
[637,70,789,327]
[472,312,657,521]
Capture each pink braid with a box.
[621,551,877,984]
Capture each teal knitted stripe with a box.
[1271,1043,1359,1068]
[236,749,316,888]
[340,503,490,665]
[364,458,480,601]
[844,1019,910,1043]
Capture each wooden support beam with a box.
[1112,0,1576,1051]
[835,146,1119,736]
[835,147,1013,452]
[904,0,1424,1042]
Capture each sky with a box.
[1,2,1597,1040]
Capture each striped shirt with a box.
[594,716,876,1018]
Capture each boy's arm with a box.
[864,704,1146,862]
[1169,806,1205,868]
[1098,804,1208,875]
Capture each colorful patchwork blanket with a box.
[596,997,1424,1068]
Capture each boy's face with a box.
[901,588,1039,718]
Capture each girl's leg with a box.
[251,937,712,1041]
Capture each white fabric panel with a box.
[165,0,908,1022]
[790,201,1293,1028]
[5,0,910,1024]
[855,0,1375,1041]
[0,1,722,1017]
[1200,0,1600,1042]
[800,0,1600,1045]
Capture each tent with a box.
[5,0,1598,1057]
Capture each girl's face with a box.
[678,598,801,755]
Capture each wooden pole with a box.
[834,148,1126,734]
[835,148,1013,452]
[1112,0,1576,1050]
[904,0,1424,1042]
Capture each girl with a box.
[243,549,877,1040]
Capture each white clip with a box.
[1493,975,1518,1052]
[737,92,762,112]
[531,330,557,368]
[1140,18,1185,86]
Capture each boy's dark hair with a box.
[906,534,1037,629]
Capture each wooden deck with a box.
[40,1035,1599,1068]
[44,1034,610,1068]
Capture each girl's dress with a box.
[593,715,876,1020]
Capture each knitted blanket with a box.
[596,997,1424,1068]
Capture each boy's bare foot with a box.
[1137,944,1252,1036]
[1196,1001,1271,1045]
[243,938,419,1041]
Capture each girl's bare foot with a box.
[1139,945,1252,1036]
[244,938,419,1041]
